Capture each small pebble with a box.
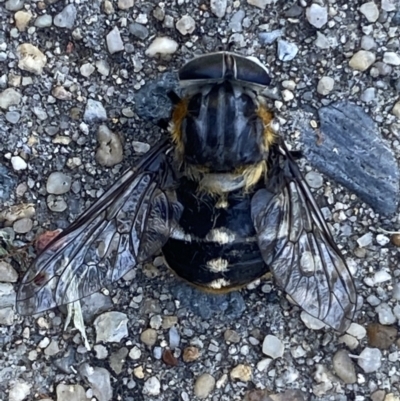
[176,15,195,35]
[361,87,376,103]
[169,326,180,349]
[84,99,107,123]
[247,0,269,9]
[145,37,179,57]
[0,261,18,282]
[129,22,149,40]
[17,43,47,75]
[383,52,400,66]
[277,40,298,61]
[46,172,72,195]
[132,141,150,154]
[96,125,123,167]
[332,349,356,384]
[194,373,215,399]
[357,232,373,247]
[106,27,124,54]
[162,349,178,366]
[224,329,240,343]
[367,323,398,349]
[392,101,400,118]
[300,311,326,330]
[360,2,380,22]
[349,50,376,71]
[0,88,21,109]
[9,380,32,401]
[118,0,134,10]
[94,312,128,343]
[230,364,252,382]
[259,29,282,45]
[317,77,334,96]
[347,322,367,340]
[79,363,113,401]
[140,328,157,346]
[13,218,33,234]
[80,63,95,77]
[14,10,32,31]
[129,346,141,360]
[375,303,397,325]
[305,171,323,189]
[11,156,27,171]
[34,14,52,28]
[54,4,77,29]
[143,377,161,396]
[5,0,25,11]
[357,347,382,373]
[182,346,200,362]
[382,0,396,11]
[361,35,376,51]
[262,335,284,359]
[306,4,328,28]
[210,0,227,18]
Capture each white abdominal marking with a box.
[205,228,236,245]
[206,258,229,273]
[207,278,231,289]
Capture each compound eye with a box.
[179,53,225,81]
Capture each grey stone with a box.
[262,335,284,359]
[129,22,149,39]
[5,0,25,11]
[94,312,128,343]
[0,88,21,110]
[5,111,20,124]
[229,10,245,32]
[54,4,77,29]
[211,0,227,18]
[300,102,399,214]
[79,363,113,401]
[106,27,124,54]
[306,4,328,28]
[259,29,282,45]
[333,350,356,383]
[361,87,376,103]
[56,383,87,401]
[84,99,107,122]
[35,14,52,28]
[0,164,16,202]
[46,172,72,194]
[277,40,298,61]
[357,348,382,373]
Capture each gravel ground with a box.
[2,1,400,400]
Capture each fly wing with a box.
[251,142,357,332]
[17,141,182,315]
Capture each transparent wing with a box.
[251,142,357,332]
[17,141,182,315]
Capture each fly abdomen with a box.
[162,235,267,292]
[161,180,269,292]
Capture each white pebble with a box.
[145,37,178,57]
[383,52,400,66]
[176,15,195,35]
[106,27,124,54]
[143,376,161,396]
[262,335,284,359]
[357,232,373,247]
[357,347,382,373]
[306,4,328,28]
[359,2,379,22]
[346,323,366,340]
[11,155,27,171]
[300,311,326,330]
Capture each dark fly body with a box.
[17,52,357,332]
